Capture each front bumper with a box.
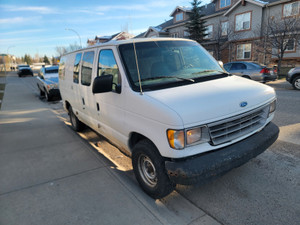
[286,74,292,83]
[48,89,61,99]
[165,122,279,185]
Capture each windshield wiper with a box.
[192,70,226,75]
[140,76,195,82]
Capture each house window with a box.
[286,39,296,51]
[184,31,190,37]
[283,1,300,17]
[171,33,179,38]
[235,12,251,31]
[205,25,213,39]
[236,43,251,59]
[175,12,183,22]
[221,21,228,36]
[220,0,231,8]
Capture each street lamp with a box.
[7,45,16,55]
[6,45,16,71]
[65,28,82,48]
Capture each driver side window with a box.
[98,49,121,92]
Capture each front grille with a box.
[208,106,268,146]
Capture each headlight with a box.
[167,126,210,150]
[186,127,201,145]
[269,99,276,116]
[47,83,58,90]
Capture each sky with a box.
[0,0,211,58]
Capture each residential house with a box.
[87,32,134,46]
[140,0,300,67]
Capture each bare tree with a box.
[211,20,236,61]
[55,46,67,58]
[55,43,81,58]
[260,16,300,73]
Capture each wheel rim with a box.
[295,78,300,89]
[138,154,157,187]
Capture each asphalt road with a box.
[10,74,300,225]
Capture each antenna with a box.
[133,40,143,95]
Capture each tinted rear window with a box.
[45,68,58,74]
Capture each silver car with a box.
[224,61,277,83]
[36,65,61,101]
[286,67,300,90]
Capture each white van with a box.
[59,38,279,198]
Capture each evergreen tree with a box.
[51,56,56,65]
[185,0,207,43]
[43,55,50,64]
[24,54,32,65]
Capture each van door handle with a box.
[96,103,100,111]
[82,98,85,105]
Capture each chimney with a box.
[242,0,246,6]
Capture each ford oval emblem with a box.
[240,102,248,107]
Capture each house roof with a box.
[200,3,218,16]
[138,19,173,38]
[224,0,266,16]
[170,6,192,17]
[223,0,284,16]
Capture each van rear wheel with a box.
[132,140,174,199]
[69,106,84,131]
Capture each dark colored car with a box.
[286,67,300,90]
[18,65,33,77]
[223,61,277,83]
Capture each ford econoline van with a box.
[59,38,279,198]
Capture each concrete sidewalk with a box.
[0,73,220,225]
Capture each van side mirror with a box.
[92,75,113,94]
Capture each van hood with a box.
[145,75,275,126]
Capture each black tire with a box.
[39,88,45,97]
[45,90,52,101]
[292,76,300,90]
[69,106,85,131]
[132,140,174,199]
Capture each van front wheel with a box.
[132,140,174,199]
[69,106,84,131]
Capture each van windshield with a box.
[119,40,227,91]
